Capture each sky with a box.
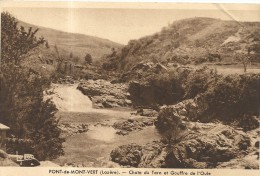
[3,4,260,44]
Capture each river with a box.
[46,84,161,167]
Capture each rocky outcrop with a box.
[110,141,168,168]
[110,143,142,167]
[77,79,132,108]
[119,62,168,83]
[110,122,252,168]
[165,125,251,168]
[113,118,155,135]
[156,97,259,131]
[216,151,259,169]
[59,123,88,138]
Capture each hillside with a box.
[18,20,123,61]
[105,17,260,71]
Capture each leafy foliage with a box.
[197,74,259,121]
[129,63,259,126]
[128,66,217,106]
[0,12,64,160]
[155,107,187,146]
[1,12,45,65]
[85,53,92,65]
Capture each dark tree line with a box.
[0,12,64,160]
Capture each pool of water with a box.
[54,122,161,167]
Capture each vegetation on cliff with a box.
[104,17,259,72]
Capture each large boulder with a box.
[110,144,142,167]
[77,79,132,108]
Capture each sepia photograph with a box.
[0,1,259,174]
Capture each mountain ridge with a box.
[17,20,123,61]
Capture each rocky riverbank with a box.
[110,121,259,169]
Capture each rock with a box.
[138,141,167,168]
[59,122,89,137]
[113,118,155,135]
[238,116,259,131]
[179,108,187,116]
[77,79,131,108]
[116,130,129,136]
[125,99,132,105]
[217,151,259,169]
[110,122,252,168]
[163,123,251,168]
[110,143,142,167]
[255,141,260,148]
[138,109,158,117]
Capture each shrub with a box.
[155,107,187,146]
[182,67,217,99]
[196,74,259,121]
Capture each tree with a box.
[0,12,64,160]
[45,41,50,49]
[233,51,250,73]
[155,107,188,146]
[54,44,65,74]
[69,52,73,59]
[242,55,249,73]
[73,56,80,63]
[85,53,92,64]
[1,12,45,65]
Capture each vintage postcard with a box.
[0,1,259,176]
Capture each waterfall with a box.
[46,84,93,112]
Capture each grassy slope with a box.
[18,20,123,61]
[115,17,260,71]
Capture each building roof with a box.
[0,123,10,130]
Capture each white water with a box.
[46,84,131,115]
[45,84,93,112]
[49,84,161,167]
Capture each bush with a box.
[128,66,216,107]
[197,74,259,121]
[128,64,259,126]
[182,67,217,99]
[155,107,187,146]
